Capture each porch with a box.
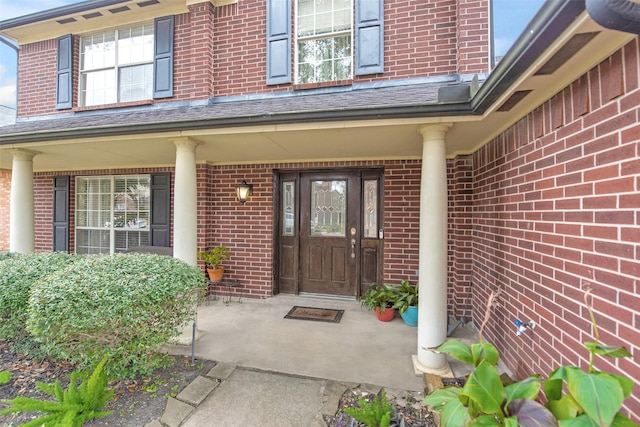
[163,294,479,392]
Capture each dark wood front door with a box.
[276,169,383,298]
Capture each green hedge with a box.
[0,252,77,341]
[26,253,206,378]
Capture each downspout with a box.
[586,0,640,34]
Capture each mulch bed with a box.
[1,339,463,426]
[0,340,216,427]
[323,386,438,427]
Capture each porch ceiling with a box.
[0,120,437,171]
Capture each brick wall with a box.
[468,38,640,418]
[172,3,215,101]
[447,156,474,319]
[0,170,10,251]
[456,0,489,74]
[33,160,423,300]
[16,0,493,117]
[17,40,58,118]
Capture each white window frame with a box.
[75,175,151,254]
[79,22,154,107]
[295,0,354,84]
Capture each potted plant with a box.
[360,283,397,322]
[392,279,418,326]
[197,245,230,282]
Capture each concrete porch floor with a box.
[164,294,480,392]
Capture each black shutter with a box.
[153,16,174,99]
[52,176,69,252]
[355,0,384,75]
[150,173,171,247]
[266,0,291,85]
[55,34,73,109]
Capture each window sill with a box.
[293,80,353,91]
[73,100,154,112]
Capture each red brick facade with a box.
[17,0,488,118]
[6,0,639,420]
[466,38,640,415]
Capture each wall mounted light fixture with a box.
[235,180,253,204]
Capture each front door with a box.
[276,169,383,298]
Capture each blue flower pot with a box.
[400,306,418,326]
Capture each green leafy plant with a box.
[391,279,418,314]
[0,252,77,342]
[360,283,397,313]
[422,289,637,426]
[26,253,206,378]
[0,357,114,427]
[0,370,11,385]
[197,245,230,270]
[344,391,395,427]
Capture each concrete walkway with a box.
[152,294,479,426]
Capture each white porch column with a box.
[10,149,37,254]
[415,124,452,374]
[172,137,202,345]
[173,137,199,266]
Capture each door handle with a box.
[351,238,356,258]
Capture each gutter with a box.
[586,0,640,35]
[472,0,586,112]
[0,102,472,144]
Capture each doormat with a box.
[284,306,344,323]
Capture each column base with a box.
[412,355,453,377]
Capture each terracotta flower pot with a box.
[207,267,225,282]
[375,306,395,322]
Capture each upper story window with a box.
[80,23,154,106]
[296,0,352,84]
[266,0,382,86]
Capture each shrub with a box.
[0,252,77,341]
[27,253,206,378]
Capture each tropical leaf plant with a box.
[423,288,638,426]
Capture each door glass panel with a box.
[311,180,346,236]
[282,181,295,236]
[364,179,378,238]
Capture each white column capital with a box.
[418,123,453,141]
[171,137,200,152]
[10,148,39,161]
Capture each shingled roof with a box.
[0,79,473,143]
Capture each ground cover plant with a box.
[0,357,113,426]
[423,288,637,426]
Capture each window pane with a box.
[311,180,346,236]
[82,69,117,106]
[113,176,150,230]
[282,181,295,236]
[298,35,351,84]
[364,180,378,238]
[118,23,154,65]
[119,64,153,102]
[81,31,116,71]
